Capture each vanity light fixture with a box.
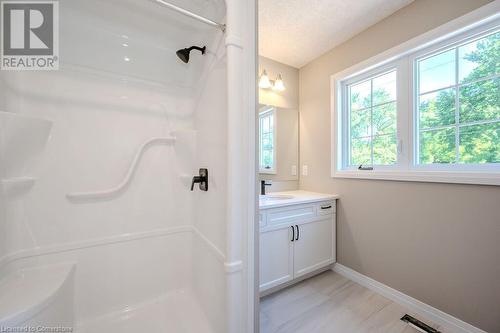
[259,70,272,89]
[259,70,285,91]
[273,74,285,92]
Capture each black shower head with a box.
[176,46,206,63]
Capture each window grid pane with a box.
[419,49,456,94]
[459,121,500,163]
[419,88,456,130]
[419,127,457,164]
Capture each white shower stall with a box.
[0,0,256,332]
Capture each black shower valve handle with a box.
[190,176,202,191]
[191,168,208,191]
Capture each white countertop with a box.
[259,190,339,209]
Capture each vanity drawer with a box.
[317,201,335,215]
[267,204,316,226]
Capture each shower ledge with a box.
[0,263,75,328]
[0,111,52,197]
[0,177,36,196]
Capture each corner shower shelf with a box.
[66,136,176,201]
[1,177,36,196]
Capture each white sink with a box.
[259,194,294,201]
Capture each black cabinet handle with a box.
[295,225,299,241]
[321,205,332,210]
[291,226,295,242]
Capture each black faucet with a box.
[260,180,272,195]
[191,168,208,191]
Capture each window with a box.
[259,107,276,173]
[416,32,500,166]
[332,8,500,185]
[348,70,398,167]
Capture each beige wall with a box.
[298,0,500,332]
[259,56,300,191]
[259,56,299,109]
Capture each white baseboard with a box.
[332,263,487,333]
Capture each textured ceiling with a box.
[259,0,414,68]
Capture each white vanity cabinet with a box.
[293,216,334,278]
[260,226,294,290]
[259,192,337,294]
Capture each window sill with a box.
[332,169,500,186]
[259,170,277,175]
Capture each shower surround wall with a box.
[193,38,228,332]
[0,0,236,331]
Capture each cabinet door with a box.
[293,217,334,279]
[259,226,294,292]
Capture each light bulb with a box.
[259,70,272,89]
[273,74,285,91]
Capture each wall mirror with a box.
[258,104,299,183]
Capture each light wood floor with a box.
[260,270,444,333]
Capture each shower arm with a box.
[150,0,226,32]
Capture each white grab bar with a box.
[66,136,176,201]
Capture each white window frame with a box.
[411,26,500,172]
[331,3,500,185]
[259,106,277,174]
[341,62,406,171]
